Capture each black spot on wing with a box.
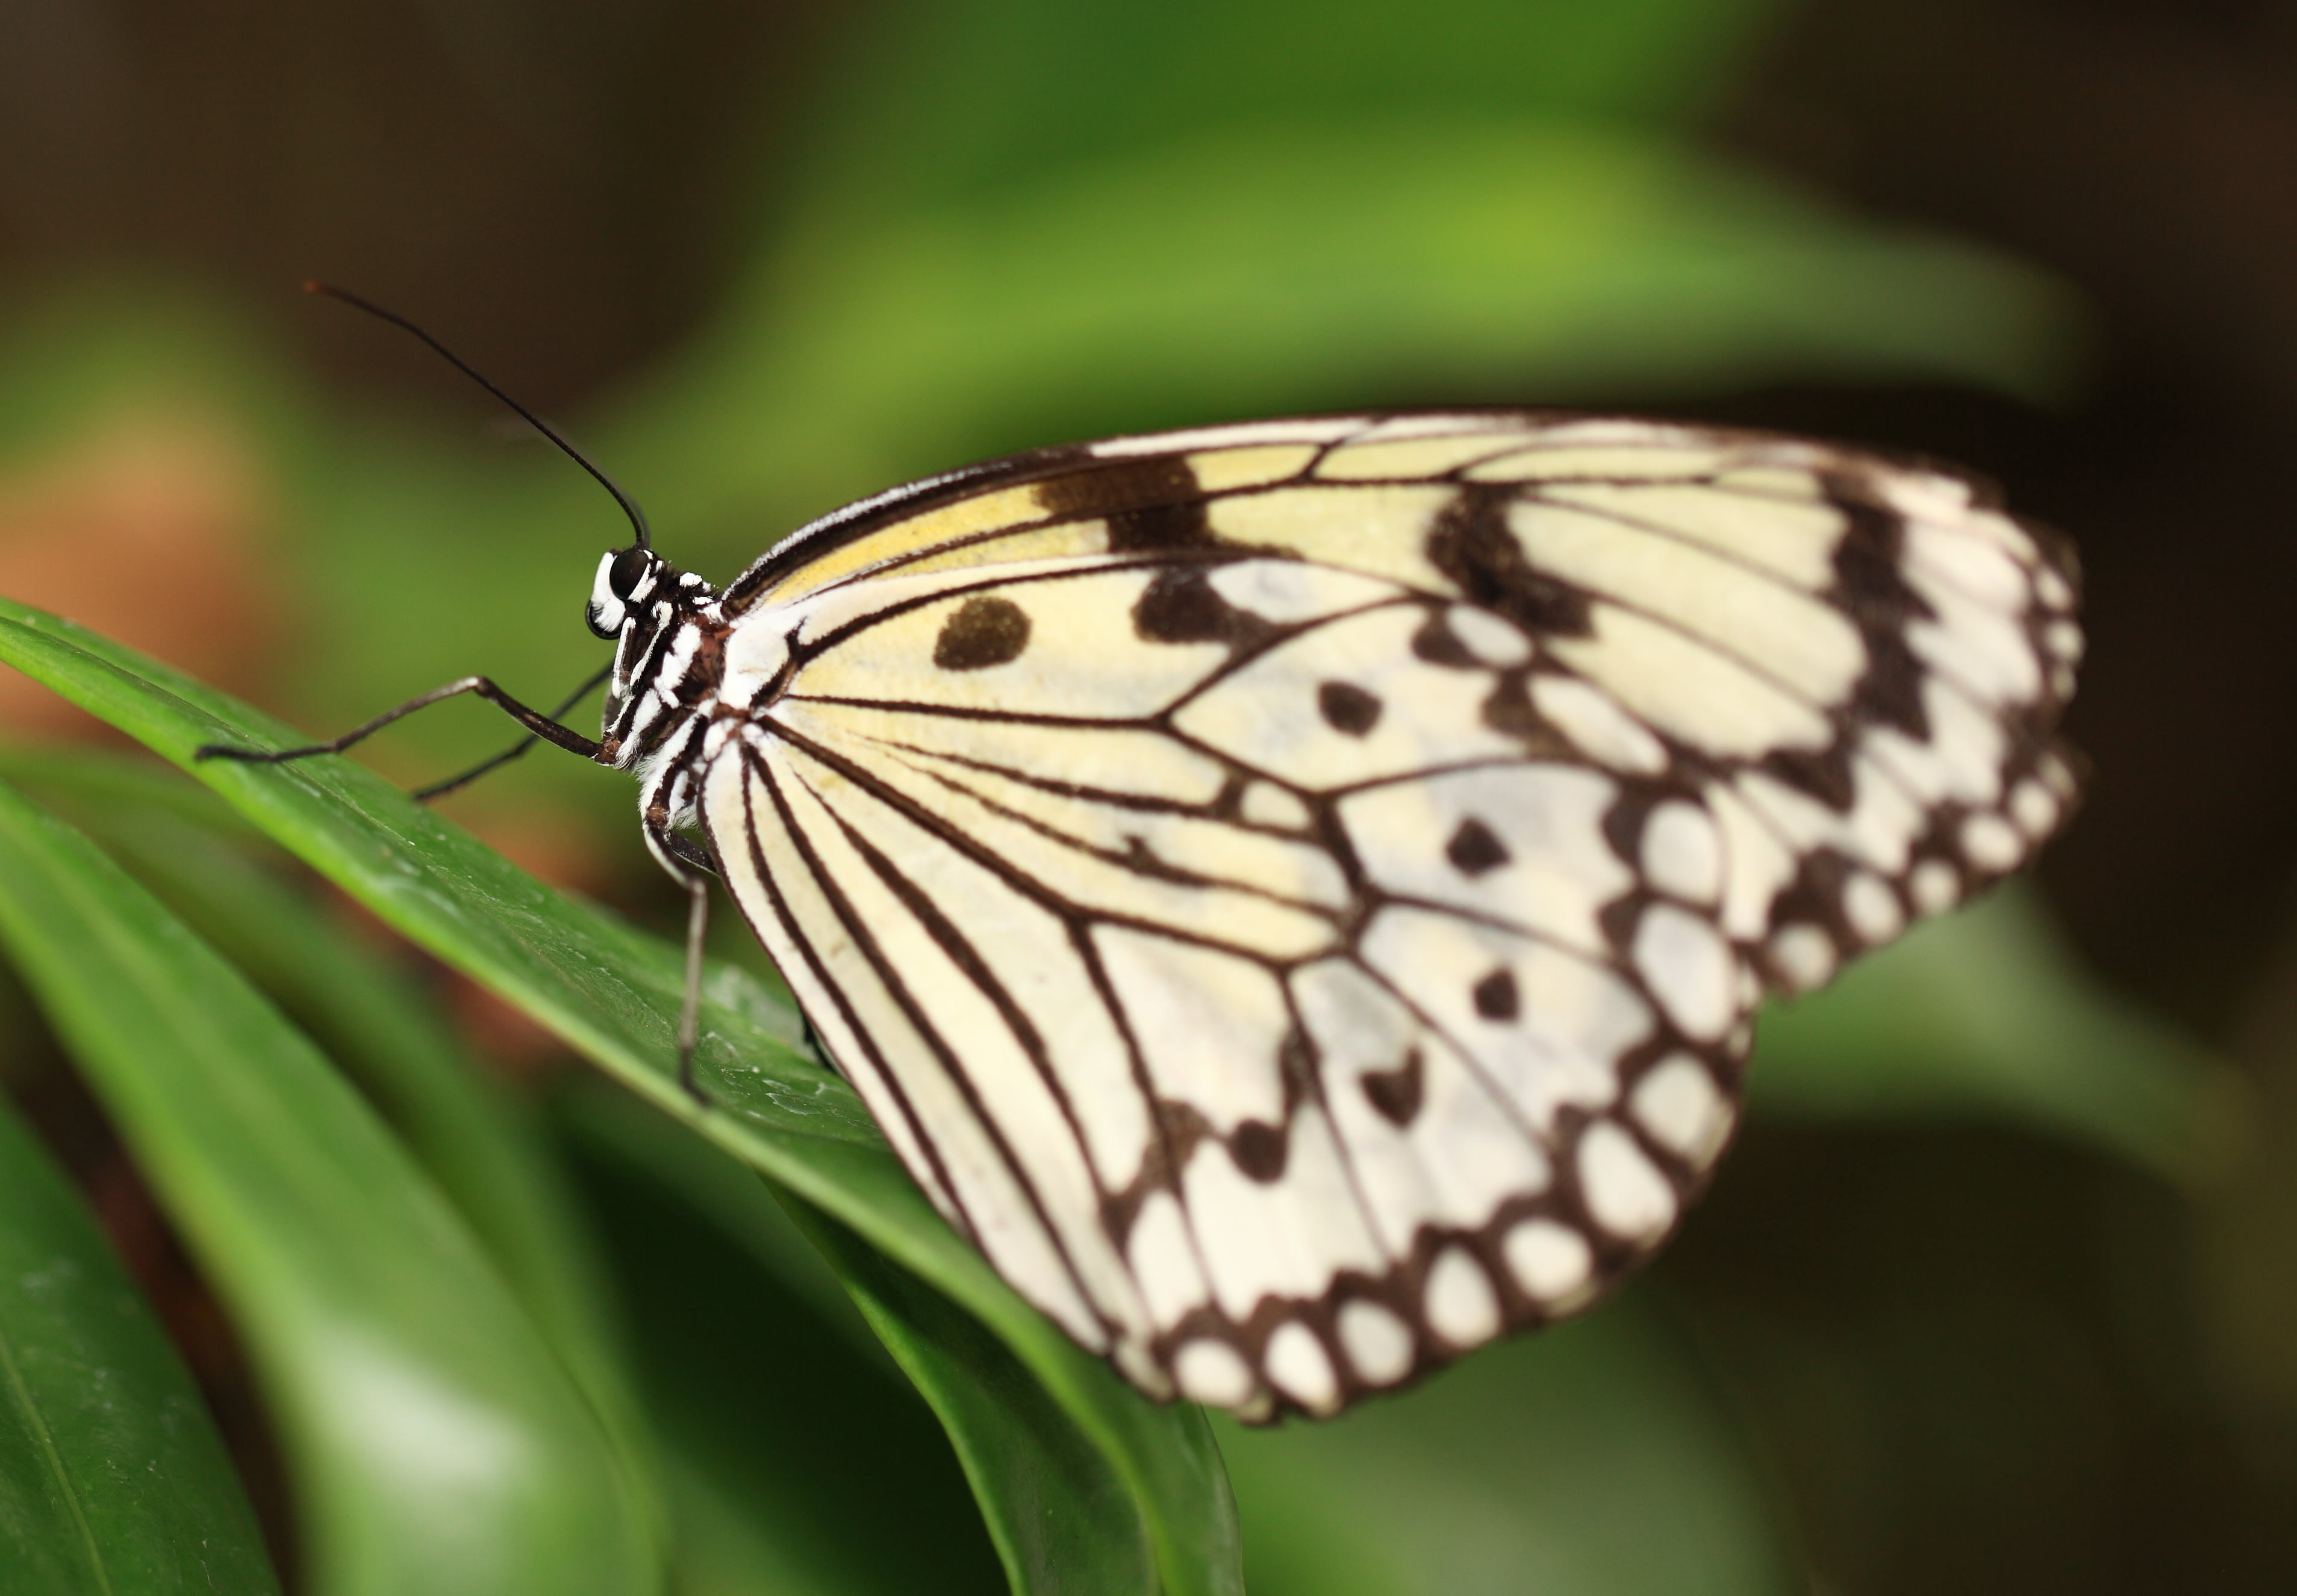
[1318,681,1382,736]
[1472,968,1519,1021]
[1360,1048,1425,1127]
[1035,454,1218,552]
[1133,567,1277,649]
[1445,817,1509,876]
[1480,671,1538,738]
[1410,610,1479,668]
[1229,1120,1288,1182]
[1475,670,1577,759]
[1111,499,1217,553]
[1426,485,1591,636]
[933,596,1032,670]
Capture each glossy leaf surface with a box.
[0,599,1241,1596]
[0,1092,280,1595]
[0,775,656,1596]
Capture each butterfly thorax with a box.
[589,550,732,815]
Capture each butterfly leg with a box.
[641,817,718,1108]
[194,675,605,771]
[679,871,709,1106]
[413,663,614,800]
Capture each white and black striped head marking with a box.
[588,542,731,843]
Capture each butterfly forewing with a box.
[694,412,2080,1417]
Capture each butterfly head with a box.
[588,544,667,637]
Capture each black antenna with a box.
[306,281,652,550]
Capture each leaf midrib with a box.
[0,1315,114,1596]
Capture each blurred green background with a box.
[1,0,2295,1592]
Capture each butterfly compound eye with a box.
[588,545,652,638]
[609,545,652,599]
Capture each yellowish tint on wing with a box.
[883,519,1112,582]
[791,565,1229,719]
[1464,445,1734,482]
[1506,500,1867,697]
[1185,444,1321,490]
[1536,481,1847,590]
[1315,433,1530,481]
[1548,602,1834,756]
[752,481,1061,607]
[1206,483,1459,593]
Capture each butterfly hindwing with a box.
[696,413,2080,1416]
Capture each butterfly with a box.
[202,302,2081,1420]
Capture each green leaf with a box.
[555,1082,1008,1596]
[560,1064,1213,1596]
[551,1075,888,1369]
[1751,886,2241,1188]
[1217,1298,1792,1596]
[785,1196,1160,1595]
[653,1450,868,1596]
[0,775,659,1596]
[0,599,1242,1595]
[0,1091,281,1595]
[0,746,665,1545]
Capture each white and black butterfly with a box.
[205,299,2081,1420]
